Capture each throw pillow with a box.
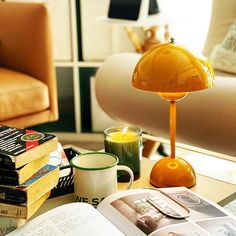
[210,20,236,74]
[203,0,236,57]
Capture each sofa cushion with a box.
[210,21,236,74]
[0,67,49,121]
[203,0,236,57]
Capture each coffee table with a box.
[33,144,236,219]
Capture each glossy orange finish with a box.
[150,156,196,188]
[132,42,213,188]
[157,92,187,102]
[132,42,214,92]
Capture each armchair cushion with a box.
[210,21,236,74]
[203,0,236,57]
[0,67,49,121]
[0,2,58,128]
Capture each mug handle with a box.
[117,165,134,190]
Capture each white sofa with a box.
[95,0,236,157]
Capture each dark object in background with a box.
[108,0,160,21]
[149,0,159,15]
[49,148,80,198]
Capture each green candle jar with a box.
[104,126,142,182]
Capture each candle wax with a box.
[105,131,141,182]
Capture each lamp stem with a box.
[170,101,176,159]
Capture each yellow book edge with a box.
[14,137,58,169]
[25,166,59,205]
[19,155,50,185]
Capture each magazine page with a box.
[97,187,236,236]
[159,187,236,236]
[7,202,124,236]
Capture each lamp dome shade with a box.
[132,42,214,92]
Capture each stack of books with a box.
[0,125,59,236]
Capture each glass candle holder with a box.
[104,126,142,182]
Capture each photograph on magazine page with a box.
[111,190,228,235]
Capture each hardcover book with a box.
[0,155,49,185]
[6,187,236,236]
[0,124,58,169]
[0,164,59,205]
[0,191,50,220]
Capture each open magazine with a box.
[7,187,236,236]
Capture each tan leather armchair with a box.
[0,2,58,128]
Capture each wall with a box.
[159,0,212,52]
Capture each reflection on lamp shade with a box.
[132,42,214,92]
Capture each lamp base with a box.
[150,156,196,188]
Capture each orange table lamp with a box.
[132,39,214,188]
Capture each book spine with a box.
[0,155,15,169]
[0,170,19,185]
[0,204,26,218]
[0,187,26,204]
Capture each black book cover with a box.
[0,124,55,169]
[0,169,19,185]
[0,186,26,204]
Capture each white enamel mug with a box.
[70,152,134,207]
